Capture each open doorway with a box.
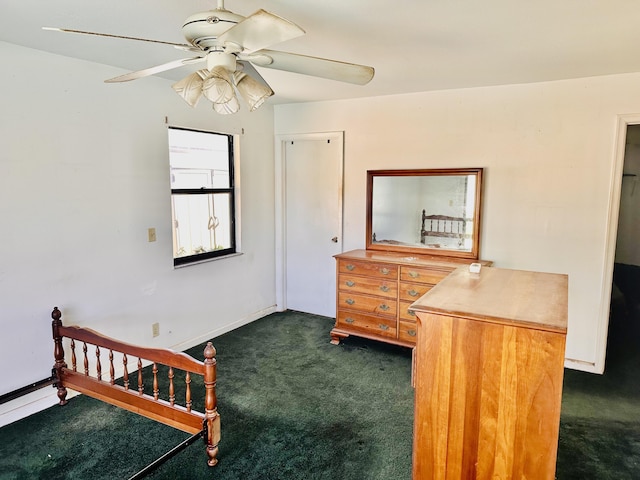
[609,124,640,367]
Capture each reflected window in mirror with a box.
[366,168,483,259]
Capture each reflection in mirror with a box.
[366,169,483,259]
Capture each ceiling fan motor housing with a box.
[182,9,244,49]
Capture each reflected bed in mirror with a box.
[366,168,483,259]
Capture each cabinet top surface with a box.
[335,249,491,269]
[410,266,568,333]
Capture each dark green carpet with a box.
[1,299,640,479]
[555,263,640,480]
[557,418,640,480]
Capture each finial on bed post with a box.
[203,341,220,467]
[51,307,68,405]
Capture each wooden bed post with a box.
[51,306,68,405]
[203,341,220,467]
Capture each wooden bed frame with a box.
[420,209,467,245]
[51,306,220,477]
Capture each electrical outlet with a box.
[152,322,160,337]
[148,228,157,242]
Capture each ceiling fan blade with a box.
[245,50,374,85]
[104,57,205,83]
[43,27,193,49]
[174,45,204,54]
[237,60,273,90]
[217,9,304,53]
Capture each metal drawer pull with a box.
[345,298,355,305]
[408,289,419,297]
[346,280,355,287]
[346,264,355,271]
[379,304,390,311]
[379,324,389,331]
[407,329,416,337]
[408,309,416,317]
[380,267,390,275]
[345,317,355,324]
[379,285,390,292]
[409,271,419,278]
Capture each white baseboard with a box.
[565,357,602,374]
[169,305,277,353]
[0,388,79,428]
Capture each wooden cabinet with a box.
[331,249,490,347]
[410,266,568,480]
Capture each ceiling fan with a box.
[43,0,375,114]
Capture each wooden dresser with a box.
[410,266,568,480]
[331,249,491,347]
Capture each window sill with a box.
[173,251,244,269]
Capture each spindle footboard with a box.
[51,306,220,474]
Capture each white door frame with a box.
[274,132,344,312]
[595,113,640,373]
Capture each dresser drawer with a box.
[333,250,492,348]
[338,259,398,279]
[336,310,397,339]
[399,282,433,302]
[338,291,397,318]
[338,273,397,298]
[400,266,450,285]
[398,320,418,344]
[400,301,419,322]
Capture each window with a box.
[168,127,236,266]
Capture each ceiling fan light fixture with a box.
[212,95,240,115]
[234,71,274,111]
[171,70,207,107]
[202,65,236,104]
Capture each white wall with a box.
[0,42,277,423]
[274,73,640,373]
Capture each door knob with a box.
[331,236,338,243]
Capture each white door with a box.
[276,132,343,317]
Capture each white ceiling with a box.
[2,0,640,105]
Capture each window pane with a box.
[171,193,233,259]
[168,128,230,189]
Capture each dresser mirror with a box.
[366,168,483,259]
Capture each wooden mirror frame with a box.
[366,168,483,259]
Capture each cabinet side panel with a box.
[413,313,454,480]
[414,314,566,480]
[447,316,485,479]
[482,326,519,478]
[514,328,566,479]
